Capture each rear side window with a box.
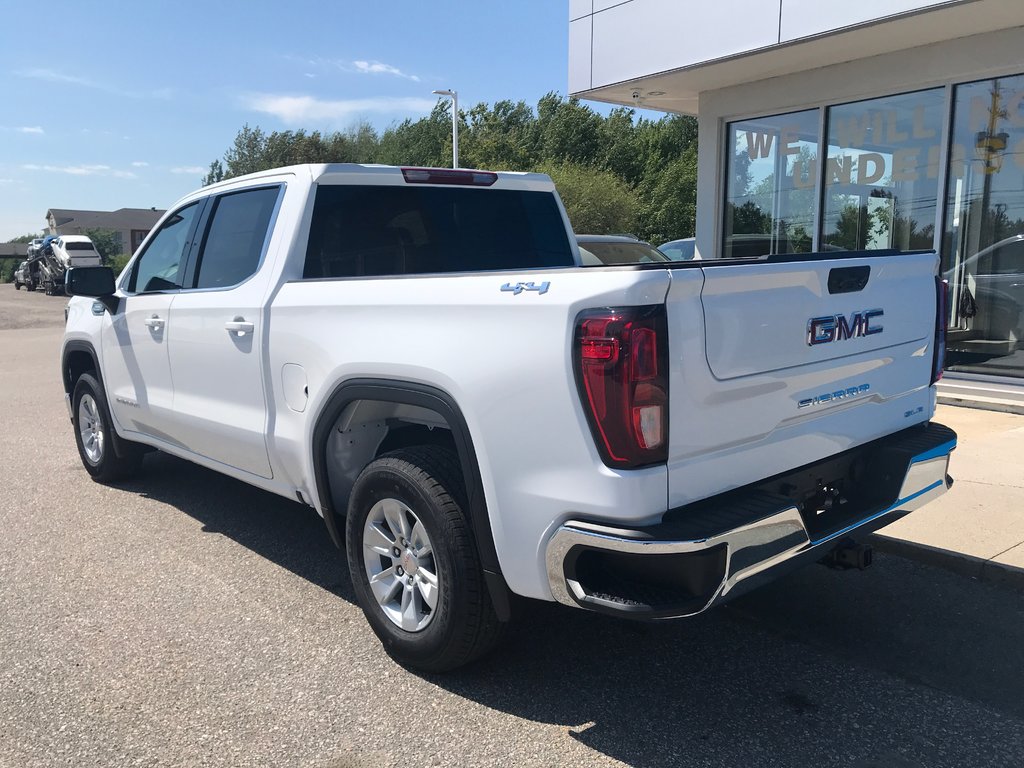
[192,186,280,289]
[303,185,573,278]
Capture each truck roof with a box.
[194,163,558,198]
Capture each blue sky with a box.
[0,0,579,240]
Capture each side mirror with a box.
[66,266,118,312]
[66,266,115,297]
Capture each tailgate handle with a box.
[828,265,870,294]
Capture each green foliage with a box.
[107,253,133,277]
[83,228,123,262]
[537,162,640,235]
[7,232,42,244]
[204,95,700,244]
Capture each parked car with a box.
[659,237,697,261]
[13,260,33,290]
[61,163,955,671]
[945,233,1024,340]
[575,234,670,265]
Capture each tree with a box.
[537,162,640,235]
[203,93,703,246]
[223,125,270,178]
[83,228,123,262]
[201,159,225,186]
[639,146,698,244]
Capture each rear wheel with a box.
[72,373,144,482]
[14,281,21,290]
[345,446,503,671]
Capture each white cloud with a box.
[280,54,422,82]
[15,68,172,100]
[0,178,13,184]
[241,93,435,125]
[351,60,421,82]
[17,126,44,134]
[16,68,94,87]
[131,161,149,167]
[21,163,136,179]
[170,166,206,175]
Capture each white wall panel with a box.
[591,0,781,88]
[595,0,631,10]
[780,0,956,41]
[568,17,593,93]
[569,0,593,21]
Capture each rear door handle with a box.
[143,314,164,329]
[225,317,254,336]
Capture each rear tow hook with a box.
[819,539,873,571]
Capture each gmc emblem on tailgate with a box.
[807,309,884,346]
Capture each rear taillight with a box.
[401,167,497,186]
[574,306,669,468]
[932,277,948,385]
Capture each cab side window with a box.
[127,202,201,293]
[191,187,280,290]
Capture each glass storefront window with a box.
[943,75,1024,377]
[821,89,945,252]
[723,109,819,258]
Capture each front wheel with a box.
[72,373,144,482]
[345,446,504,672]
[14,281,21,290]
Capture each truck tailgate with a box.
[665,251,939,509]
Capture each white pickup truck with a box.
[61,164,957,671]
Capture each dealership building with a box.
[570,0,1024,409]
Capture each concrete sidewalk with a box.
[873,403,1024,588]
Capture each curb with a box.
[868,533,1024,591]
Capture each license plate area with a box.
[744,438,914,541]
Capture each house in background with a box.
[46,207,166,256]
[570,0,1024,410]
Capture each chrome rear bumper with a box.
[545,423,956,618]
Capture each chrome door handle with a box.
[225,318,254,336]
[143,315,164,329]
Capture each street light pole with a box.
[432,89,459,168]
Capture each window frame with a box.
[121,198,208,296]
[179,183,285,293]
[716,80,982,261]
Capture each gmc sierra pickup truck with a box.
[61,163,956,671]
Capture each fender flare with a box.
[61,339,101,396]
[311,378,512,620]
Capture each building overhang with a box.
[572,0,1024,115]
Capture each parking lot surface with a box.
[1,287,1023,767]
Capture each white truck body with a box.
[60,163,956,667]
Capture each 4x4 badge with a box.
[501,281,550,296]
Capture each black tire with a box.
[26,283,35,292]
[14,281,21,290]
[72,372,144,482]
[346,446,504,672]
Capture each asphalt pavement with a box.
[1,286,1022,767]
